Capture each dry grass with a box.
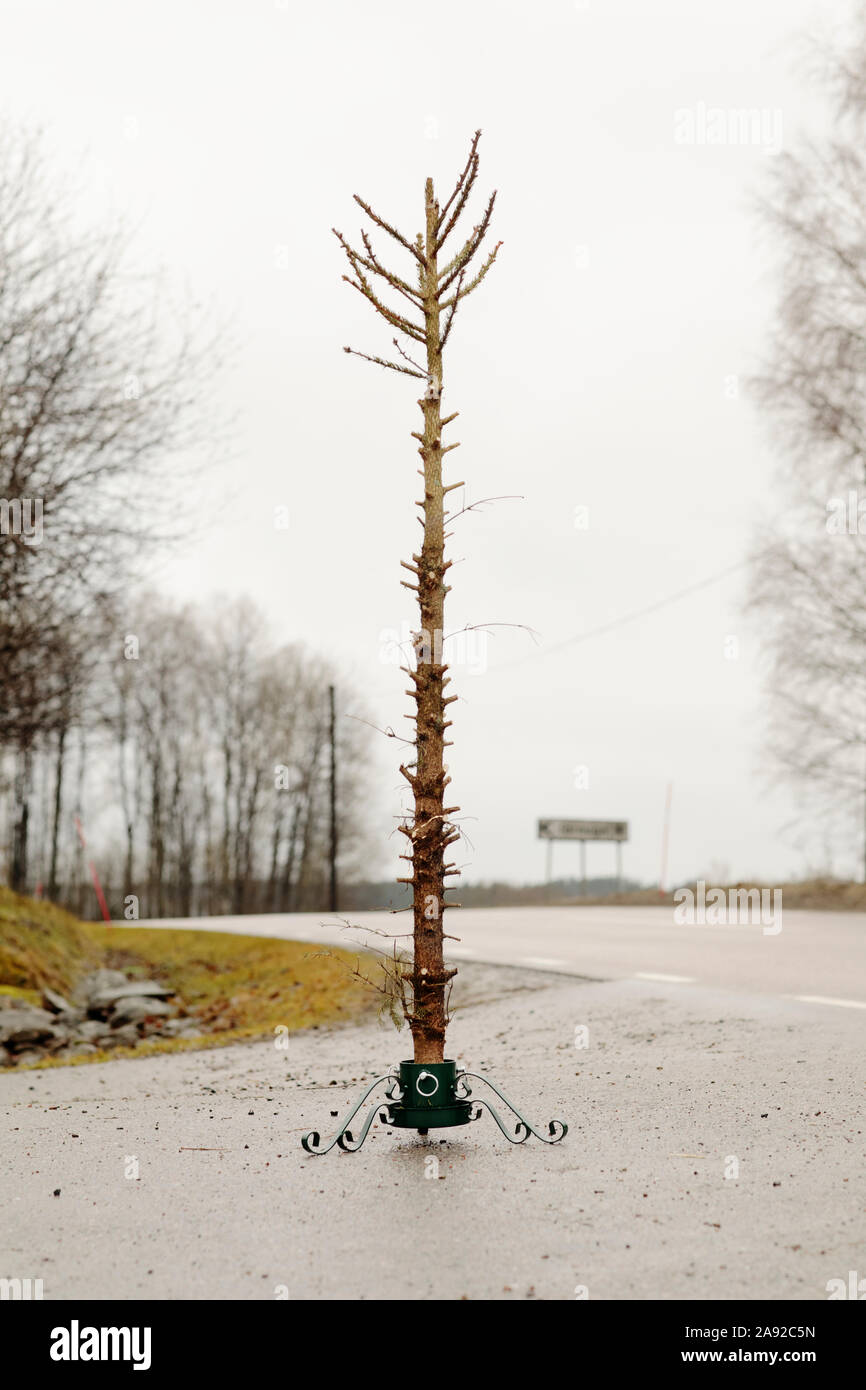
[0,887,100,1002]
[86,924,382,1038]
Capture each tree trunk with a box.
[404,179,459,1063]
[74,725,87,916]
[236,767,262,914]
[48,723,67,899]
[10,746,32,893]
[149,753,164,918]
[335,132,499,1062]
[280,794,302,912]
[268,794,285,911]
[295,754,322,910]
[116,687,135,901]
[328,683,338,913]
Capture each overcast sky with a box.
[2,0,844,887]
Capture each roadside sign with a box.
[538,818,629,842]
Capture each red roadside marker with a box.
[73,816,112,924]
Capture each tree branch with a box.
[342,345,425,378]
[353,193,426,266]
[436,130,482,249]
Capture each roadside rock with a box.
[2,969,189,1066]
[9,1048,47,1066]
[109,996,173,1027]
[42,988,75,1014]
[0,1007,60,1050]
[76,1020,108,1042]
[159,1018,203,1039]
[97,1024,140,1048]
[74,969,129,1007]
[56,1007,87,1029]
[91,981,173,1012]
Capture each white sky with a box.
[1,0,846,886]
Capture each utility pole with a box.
[328,684,337,913]
[659,781,673,897]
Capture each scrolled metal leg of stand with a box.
[301,1073,401,1155]
[337,1105,394,1152]
[457,1071,568,1145]
[468,1099,530,1143]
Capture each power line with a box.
[490,553,754,673]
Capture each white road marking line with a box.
[520,956,570,969]
[792,994,866,1010]
[634,971,695,983]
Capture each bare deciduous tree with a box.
[0,125,219,753]
[335,131,501,1062]
[749,6,866,875]
[749,525,866,873]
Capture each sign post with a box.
[538,818,629,895]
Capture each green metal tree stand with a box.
[301,1059,567,1155]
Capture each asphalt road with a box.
[138,904,866,1011]
[3,964,863,1301]
[3,905,863,1300]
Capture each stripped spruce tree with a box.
[335,131,501,1063]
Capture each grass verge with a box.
[0,887,384,1068]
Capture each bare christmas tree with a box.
[302,136,565,1153]
[334,131,501,1063]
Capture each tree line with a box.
[1,591,376,918]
